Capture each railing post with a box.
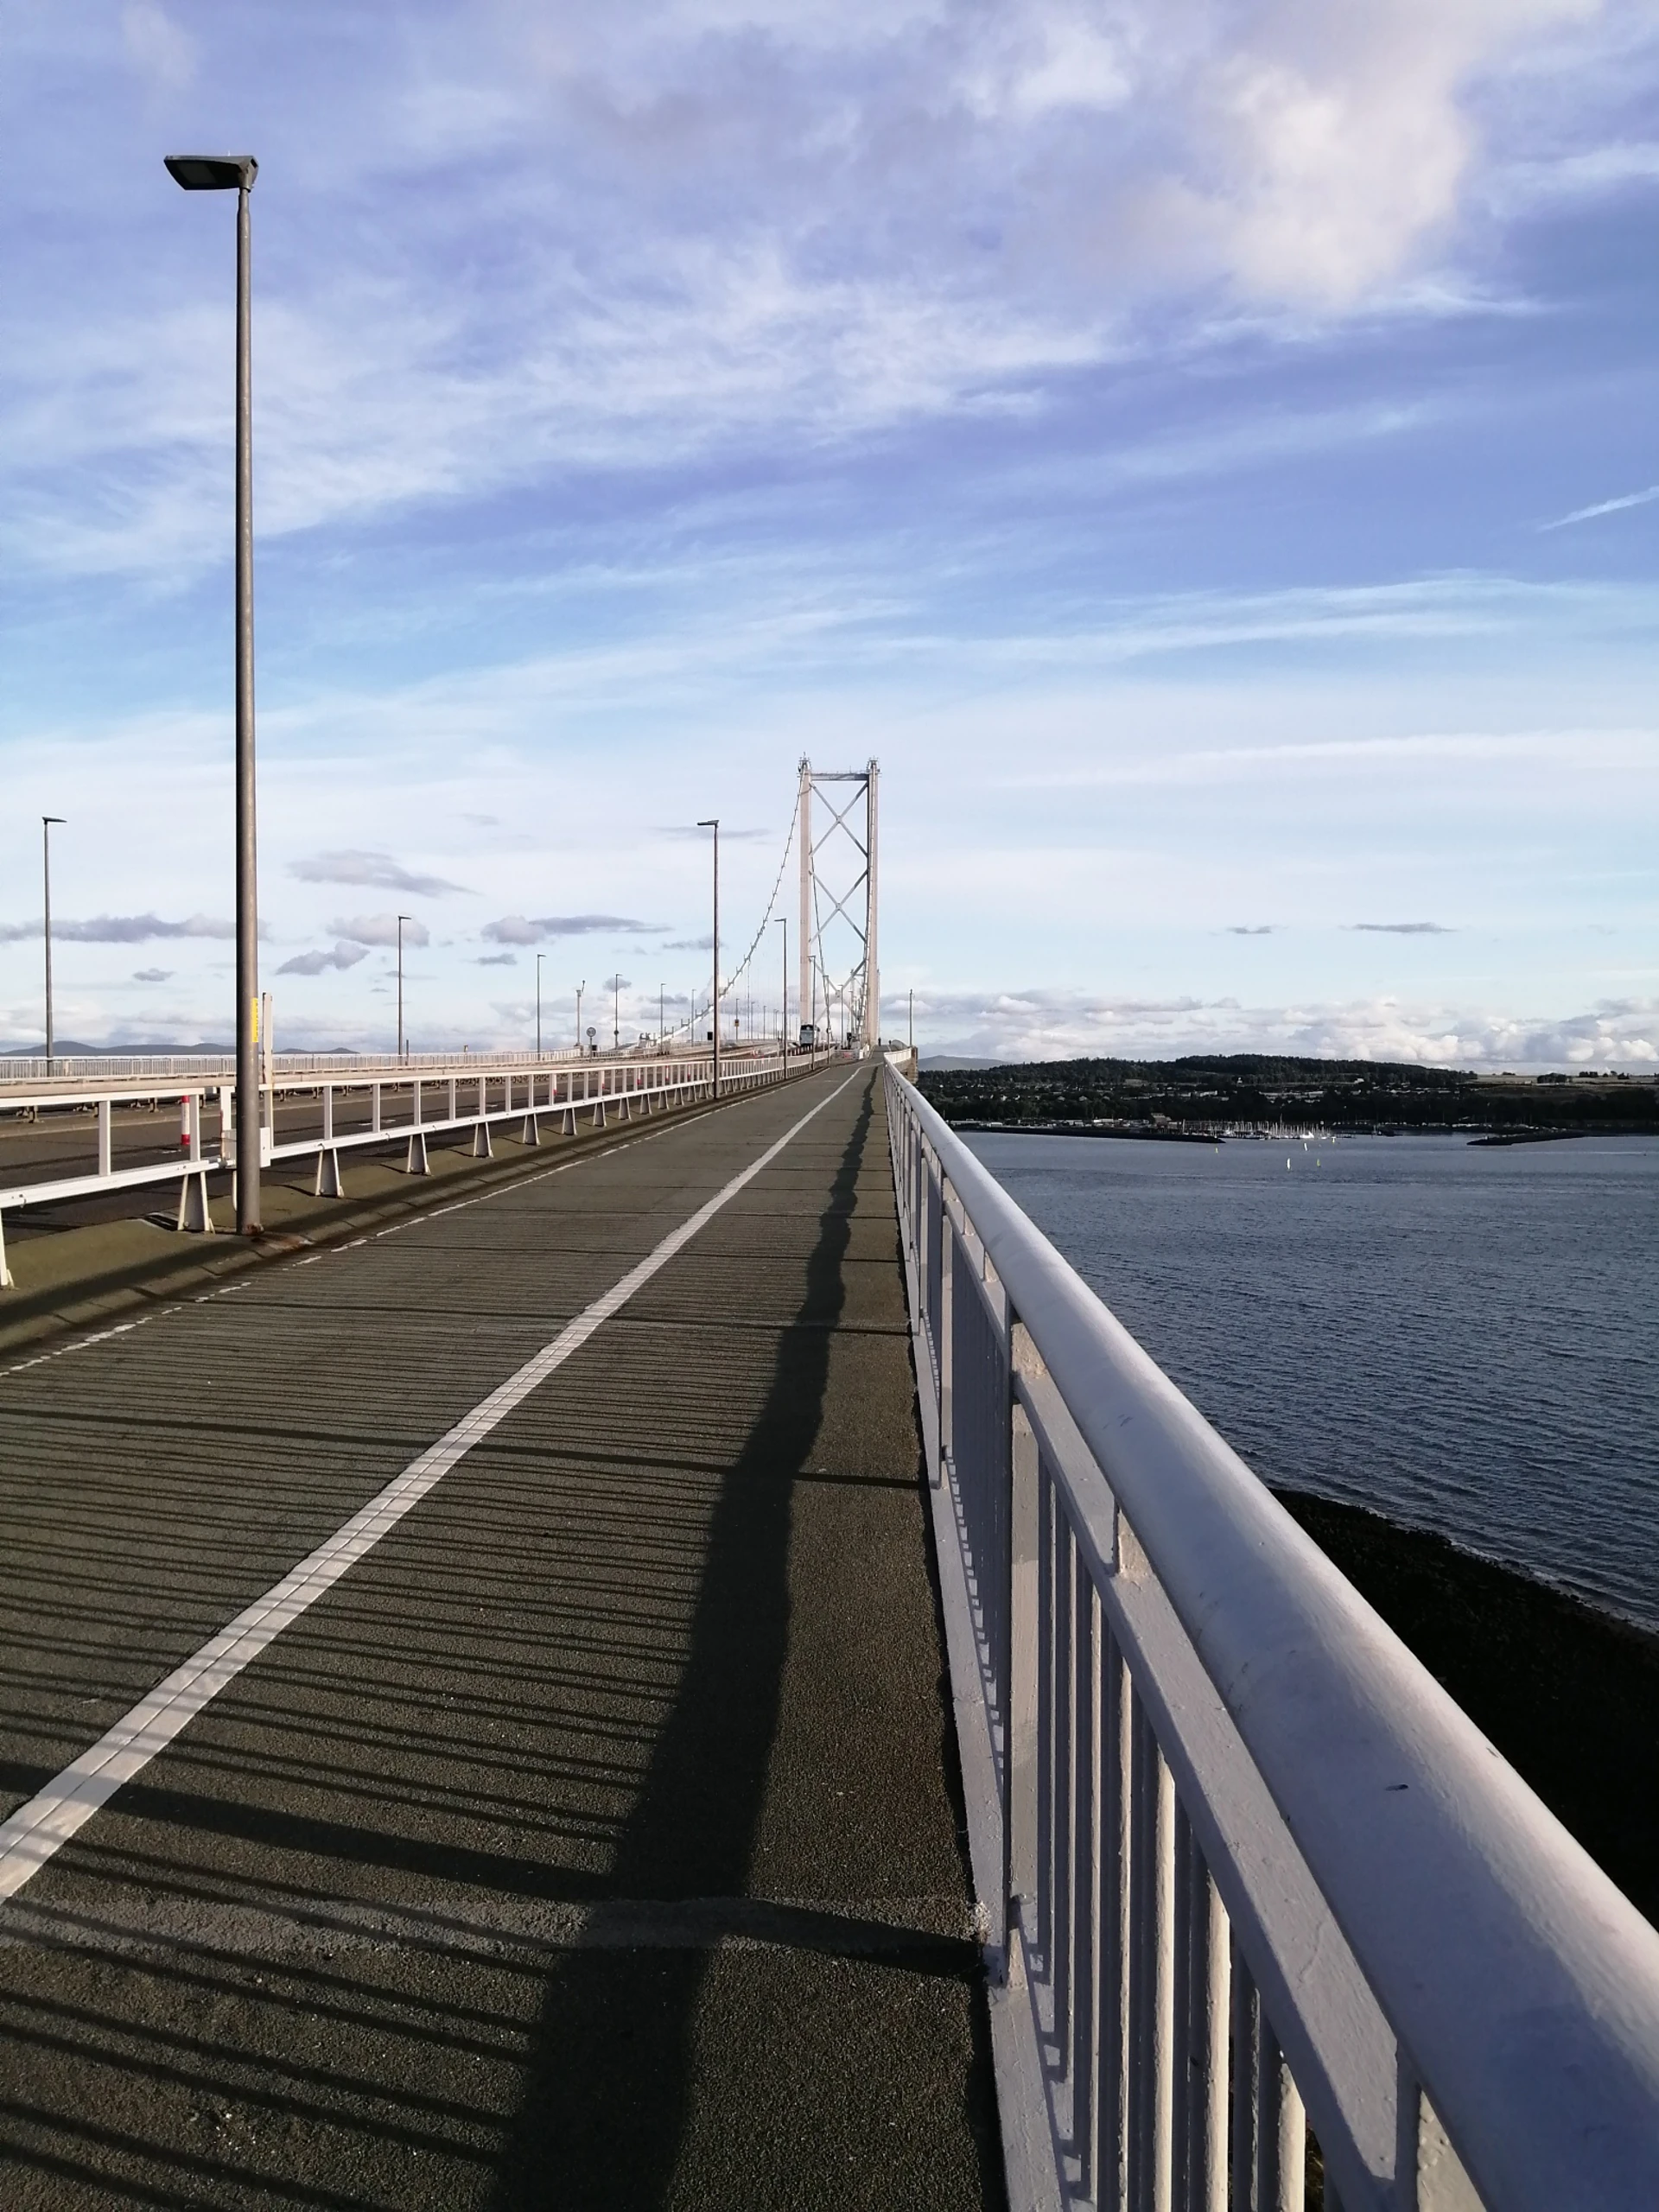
[1007,1378,1040,1969]
[97,1097,112,1178]
[938,1176,955,1476]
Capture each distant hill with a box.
[2,1039,237,1057]
[918,1053,1659,1137]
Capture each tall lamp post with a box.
[698,818,719,1098]
[613,973,620,1052]
[776,916,786,1060]
[41,816,65,1071]
[536,952,544,1059]
[396,915,410,1061]
[167,151,262,1233]
[576,981,584,1052]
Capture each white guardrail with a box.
[0,1051,793,1288]
[883,1059,1659,2212]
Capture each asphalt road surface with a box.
[0,1064,1003,2209]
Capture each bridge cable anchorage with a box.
[0,1070,861,1904]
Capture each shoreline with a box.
[1275,1489,1659,1929]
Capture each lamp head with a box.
[165,155,257,192]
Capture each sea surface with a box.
[962,1128,1659,1632]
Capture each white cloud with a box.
[0,912,234,944]
[329,912,432,948]
[290,851,468,896]
[120,2,195,92]
[902,986,1659,1070]
[0,0,1630,580]
[482,913,664,943]
[277,941,372,977]
[1540,483,1659,530]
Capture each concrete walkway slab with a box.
[0,1066,1003,2208]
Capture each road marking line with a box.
[0,1070,861,1905]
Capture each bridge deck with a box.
[0,1065,1001,2209]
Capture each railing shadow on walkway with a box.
[486,1073,1000,2209]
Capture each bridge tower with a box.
[797,757,879,1050]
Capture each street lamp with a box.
[613,973,620,1052]
[396,915,410,1061]
[576,980,585,1052]
[776,914,788,1061]
[41,817,65,1071]
[536,952,544,1058]
[167,150,262,1234]
[697,819,720,1097]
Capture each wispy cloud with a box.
[481,913,664,944]
[131,966,173,982]
[1539,485,1659,531]
[0,912,234,944]
[277,941,372,976]
[291,852,467,897]
[0,0,1620,584]
[662,933,715,952]
[1351,922,1455,935]
[1226,925,1278,936]
[328,912,431,948]
[474,951,517,966]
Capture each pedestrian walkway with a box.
[0,1065,1003,2209]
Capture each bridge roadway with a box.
[0,1063,1002,2208]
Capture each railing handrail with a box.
[890,1066,1659,2211]
[0,1043,787,1089]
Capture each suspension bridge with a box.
[1,765,1656,2210]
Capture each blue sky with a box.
[1,0,1655,1064]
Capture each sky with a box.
[0,0,1656,1065]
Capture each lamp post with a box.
[396,915,410,1061]
[697,818,719,1098]
[41,816,65,1071]
[536,952,544,1059]
[613,973,620,1052]
[167,151,262,1232]
[776,916,786,1059]
[576,981,584,1052]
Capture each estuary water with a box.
[963,1129,1659,1631]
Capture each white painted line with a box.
[0,1070,861,1905]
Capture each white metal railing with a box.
[0,1052,792,1288]
[0,1040,791,1090]
[884,1059,1659,2212]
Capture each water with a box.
[963,1129,1659,1632]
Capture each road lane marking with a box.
[0,1070,861,1905]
